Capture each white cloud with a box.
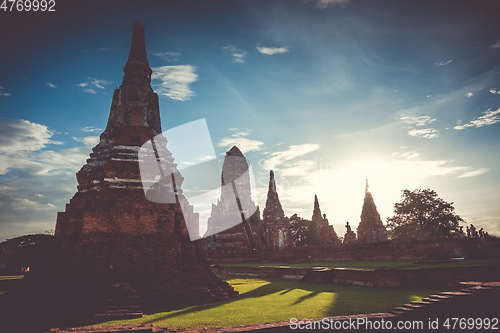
[11,198,56,211]
[489,88,500,94]
[89,78,111,89]
[400,115,436,126]
[151,52,181,62]
[223,44,247,63]
[0,86,10,96]
[77,78,112,93]
[263,144,320,170]
[100,47,119,51]
[457,168,489,178]
[434,59,453,66]
[256,46,289,55]
[407,128,438,139]
[218,129,264,154]
[80,126,103,132]
[0,119,58,154]
[72,136,99,147]
[454,108,500,130]
[490,40,500,49]
[46,82,57,88]
[466,92,474,97]
[151,65,198,101]
[0,119,96,240]
[306,0,350,9]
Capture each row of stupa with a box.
[202,145,388,253]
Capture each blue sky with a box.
[1,0,500,241]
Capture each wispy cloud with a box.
[77,77,112,93]
[407,128,438,139]
[490,40,500,49]
[466,92,474,97]
[0,119,94,239]
[454,108,500,130]
[305,0,350,9]
[263,144,320,170]
[72,136,99,147]
[223,44,247,63]
[151,52,181,62]
[218,129,264,154]
[80,126,103,132]
[256,46,289,55]
[100,47,119,51]
[11,198,56,211]
[151,65,198,101]
[0,119,59,155]
[434,59,453,66]
[89,78,111,89]
[400,115,436,126]
[46,82,56,88]
[457,168,489,178]
[0,86,10,96]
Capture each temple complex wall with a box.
[207,237,500,263]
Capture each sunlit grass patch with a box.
[0,275,24,280]
[97,275,444,329]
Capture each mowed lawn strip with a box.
[97,275,445,329]
[221,258,500,270]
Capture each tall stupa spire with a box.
[54,22,237,311]
[101,22,161,142]
[123,21,152,87]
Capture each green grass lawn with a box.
[97,275,446,329]
[221,258,500,270]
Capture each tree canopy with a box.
[289,214,317,247]
[386,189,465,239]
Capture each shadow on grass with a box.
[138,275,445,327]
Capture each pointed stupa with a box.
[54,22,237,310]
[309,195,340,245]
[311,194,325,225]
[204,146,261,252]
[356,179,388,243]
[262,170,293,250]
[123,22,152,81]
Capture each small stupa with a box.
[262,170,294,250]
[356,180,388,243]
[310,195,340,245]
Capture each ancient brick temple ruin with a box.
[54,22,237,304]
[311,195,341,245]
[204,146,262,253]
[356,180,388,243]
[262,170,294,250]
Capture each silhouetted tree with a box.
[0,234,55,272]
[289,214,317,247]
[386,189,465,239]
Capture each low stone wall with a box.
[214,264,500,288]
[213,265,310,279]
[208,237,500,264]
